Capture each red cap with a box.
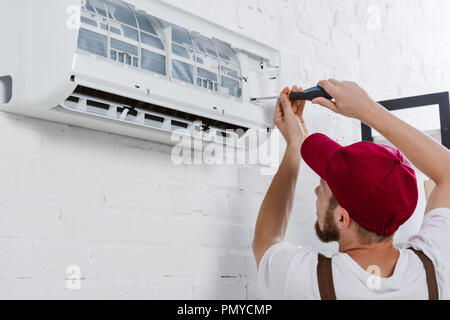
[301,133,418,236]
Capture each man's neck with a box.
[338,241,400,278]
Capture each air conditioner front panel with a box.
[72,53,270,129]
[0,0,281,147]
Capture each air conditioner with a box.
[0,0,281,147]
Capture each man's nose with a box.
[314,186,319,196]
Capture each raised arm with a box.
[313,79,450,214]
[252,86,308,267]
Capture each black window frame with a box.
[361,92,450,149]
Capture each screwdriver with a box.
[250,86,333,102]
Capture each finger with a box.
[291,85,305,94]
[279,87,290,107]
[328,78,341,86]
[312,97,338,113]
[297,99,306,116]
[291,86,303,94]
[280,87,290,96]
[280,93,294,115]
[274,98,282,114]
[317,80,339,98]
[273,99,283,122]
[277,98,286,115]
[300,121,309,137]
[295,86,307,116]
[276,97,281,108]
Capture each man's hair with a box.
[329,195,391,244]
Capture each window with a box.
[362,93,450,149]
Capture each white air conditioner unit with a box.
[0,0,281,147]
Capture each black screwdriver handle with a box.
[289,86,333,101]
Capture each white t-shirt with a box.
[258,207,450,300]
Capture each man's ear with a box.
[336,206,351,229]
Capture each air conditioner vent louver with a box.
[59,85,246,145]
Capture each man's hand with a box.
[312,78,450,213]
[274,86,308,147]
[312,79,378,123]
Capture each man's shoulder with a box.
[258,242,323,299]
[406,207,450,269]
[263,242,321,260]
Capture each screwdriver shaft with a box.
[250,96,278,101]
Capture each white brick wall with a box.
[1,0,449,299]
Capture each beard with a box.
[315,204,340,243]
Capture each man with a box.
[252,80,450,299]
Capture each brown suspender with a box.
[409,249,439,300]
[316,249,439,300]
[317,253,337,300]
